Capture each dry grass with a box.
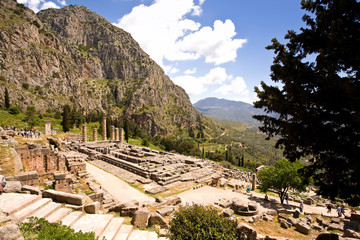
[0,145,15,176]
[248,217,319,240]
[251,218,317,240]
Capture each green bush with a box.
[22,83,29,90]
[141,138,150,147]
[169,204,242,240]
[20,217,99,240]
[8,106,20,114]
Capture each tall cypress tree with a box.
[4,87,10,109]
[61,104,71,132]
[124,118,129,143]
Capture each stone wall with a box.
[15,148,66,174]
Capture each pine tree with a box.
[254,0,360,205]
[4,87,10,109]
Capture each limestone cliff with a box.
[0,0,217,135]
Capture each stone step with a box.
[127,229,158,240]
[61,211,85,227]
[30,202,61,220]
[113,224,133,240]
[71,213,114,237]
[46,207,73,223]
[0,193,42,215]
[99,217,124,240]
[13,198,52,222]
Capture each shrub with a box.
[22,83,29,90]
[169,204,242,240]
[141,138,150,147]
[20,217,98,240]
[8,106,20,114]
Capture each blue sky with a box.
[18,0,307,104]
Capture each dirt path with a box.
[86,162,154,203]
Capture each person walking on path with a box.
[341,205,345,217]
[327,204,332,213]
[286,193,289,206]
[337,206,342,217]
[300,200,304,213]
[0,175,6,194]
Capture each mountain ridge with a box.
[0,0,220,136]
[194,97,267,126]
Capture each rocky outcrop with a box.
[0,0,217,136]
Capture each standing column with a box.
[82,124,87,143]
[252,173,256,190]
[102,117,107,141]
[45,121,51,135]
[115,128,119,141]
[93,128,97,142]
[120,128,124,142]
[110,125,115,140]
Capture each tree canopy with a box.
[258,160,307,204]
[254,0,360,205]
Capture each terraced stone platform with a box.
[0,193,165,240]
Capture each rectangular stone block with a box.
[43,189,85,206]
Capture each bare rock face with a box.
[0,0,213,136]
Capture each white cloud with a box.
[215,76,248,95]
[114,0,201,67]
[172,75,207,95]
[177,20,247,65]
[184,68,197,74]
[173,67,250,100]
[17,0,42,12]
[40,1,61,10]
[57,0,66,6]
[114,0,246,67]
[17,0,62,12]
[169,67,179,74]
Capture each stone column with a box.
[93,128,97,142]
[252,173,256,190]
[45,121,51,135]
[82,124,87,143]
[120,128,124,142]
[110,125,115,140]
[102,117,106,141]
[115,128,119,141]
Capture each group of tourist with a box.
[1,125,41,138]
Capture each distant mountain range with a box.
[194,97,269,126]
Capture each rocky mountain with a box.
[194,97,269,126]
[0,0,217,136]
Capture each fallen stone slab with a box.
[344,228,360,239]
[0,224,23,240]
[43,189,85,206]
[145,186,168,195]
[148,212,169,229]
[222,208,234,218]
[21,185,41,195]
[295,222,312,235]
[164,195,181,206]
[3,181,21,193]
[131,208,150,228]
[84,202,100,214]
[236,222,257,240]
[156,206,174,217]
